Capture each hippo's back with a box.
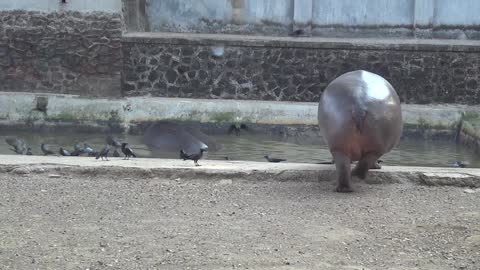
[318,70,402,160]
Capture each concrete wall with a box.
[0,0,123,97]
[122,32,480,105]
[126,0,480,39]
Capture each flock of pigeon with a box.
[4,123,296,166]
[5,135,137,161]
[5,133,276,166]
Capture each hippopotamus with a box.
[143,121,218,156]
[318,70,402,192]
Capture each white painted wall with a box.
[312,0,414,26]
[145,0,480,31]
[0,0,122,13]
[147,0,293,28]
[434,0,480,25]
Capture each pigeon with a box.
[73,143,83,152]
[6,137,28,154]
[5,137,26,148]
[121,143,136,160]
[59,147,71,156]
[26,147,33,155]
[95,146,110,161]
[40,143,55,155]
[10,144,27,155]
[70,149,82,156]
[82,144,95,155]
[180,148,207,166]
[264,155,287,163]
[453,161,470,168]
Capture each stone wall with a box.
[122,33,480,104]
[0,10,123,97]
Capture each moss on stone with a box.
[461,111,480,126]
[108,110,122,123]
[210,112,236,123]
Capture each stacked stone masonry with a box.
[0,10,123,97]
[122,36,480,104]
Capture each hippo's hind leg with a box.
[352,153,379,179]
[332,152,353,193]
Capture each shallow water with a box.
[0,130,478,168]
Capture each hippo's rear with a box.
[318,70,402,192]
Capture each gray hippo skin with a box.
[318,70,402,192]
[143,121,217,154]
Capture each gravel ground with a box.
[0,172,479,270]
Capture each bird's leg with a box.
[194,160,200,166]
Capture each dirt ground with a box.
[0,172,479,270]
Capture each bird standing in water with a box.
[121,143,136,160]
[95,146,110,161]
[180,148,207,166]
[264,155,287,163]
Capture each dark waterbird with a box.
[264,155,287,163]
[180,148,207,166]
[59,147,71,156]
[227,123,248,136]
[40,143,55,155]
[121,143,136,160]
[96,146,110,161]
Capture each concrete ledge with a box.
[1,155,480,188]
[0,92,477,132]
[123,32,480,52]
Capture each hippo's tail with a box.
[351,105,367,133]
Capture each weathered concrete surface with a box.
[1,155,480,188]
[123,32,480,104]
[0,158,479,269]
[0,93,478,132]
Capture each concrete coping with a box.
[123,32,480,52]
[1,155,480,188]
[0,93,479,128]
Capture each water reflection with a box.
[0,130,478,168]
